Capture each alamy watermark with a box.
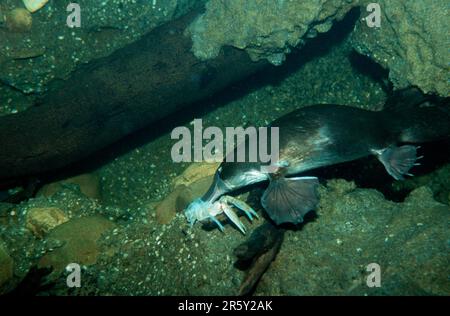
[66,3,81,28]
[366,263,381,287]
[66,263,81,288]
[364,3,381,28]
[171,119,280,173]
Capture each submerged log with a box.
[0,10,266,183]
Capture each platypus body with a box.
[195,90,450,226]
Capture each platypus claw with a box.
[220,196,259,220]
[219,195,259,234]
[184,195,258,234]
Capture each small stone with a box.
[5,8,32,33]
[38,173,101,200]
[172,162,220,188]
[65,174,102,200]
[38,216,116,279]
[22,0,49,13]
[26,207,69,238]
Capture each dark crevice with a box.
[5,266,54,296]
[349,50,391,92]
[311,139,450,203]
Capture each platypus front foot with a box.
[184,196,258,234]
[218,195,259,234]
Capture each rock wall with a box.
[188,0,449,97]
[0,0,204,114]
[187,0,358,65]
[352,0,449,96]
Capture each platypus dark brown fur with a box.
[185,90,450,230]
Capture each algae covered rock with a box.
[38,216,116,277]
[255,181,450,295]
[4,8,32,33]
[22,0,49,13]
[38,173,102,200]
[352,0,449,96]
[172,162,219,188]
[187,0,357,65]
[189,0,448,94]
[25,207,69,238]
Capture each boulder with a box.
[352,0,449,96]
[25,207,69,238]
[187,0,357,65]
[38,216,116,277]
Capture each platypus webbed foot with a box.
[261,176,319,225]
[375,145,422,180]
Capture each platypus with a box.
[185,89,450,233]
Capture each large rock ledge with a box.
[187,0,358,65]
[188,0,449,96]
[351,0,449,96]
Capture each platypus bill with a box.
[184,89,450,233]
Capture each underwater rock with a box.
[155,185,190,225]
[38,216,115,278]
[187,0,357,65]
[4,8,32,33]
[38,173,102,200]
[172,162,220,188]
[391,163,450,205]
[155,162,219,224]
[22,0,49,13]
[255,181,450,295]
[0,240,14,294]
[351,0,449,96]
[25,207,69,238]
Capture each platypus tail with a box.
[383,87,450,143]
